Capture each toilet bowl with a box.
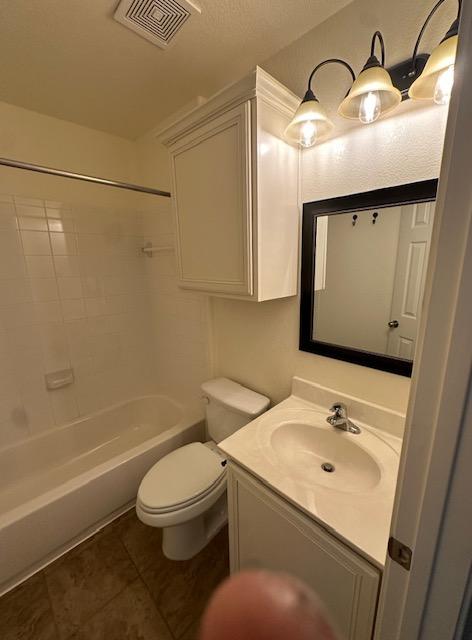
[136,442,228,560]
[136,378,269,560]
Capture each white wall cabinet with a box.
[159,67,300,301]
[227,463,381,640]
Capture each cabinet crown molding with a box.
[157,66,300,147]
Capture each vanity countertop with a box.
[219,379,404,569]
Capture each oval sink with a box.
[270,421,382,493]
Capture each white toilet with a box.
[136,378,270,560]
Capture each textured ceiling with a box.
[0,0,353,139]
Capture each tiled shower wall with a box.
[0,192,211,451]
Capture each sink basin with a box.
[218,389,402,567]
[271,421,381,493]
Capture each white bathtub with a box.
[0,395,204,594]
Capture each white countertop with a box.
[219,380,404,569]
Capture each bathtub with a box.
[0,395,204,595]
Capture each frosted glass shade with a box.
[409,35,458,101]
[284,98,334,146]
[338,66,401,120]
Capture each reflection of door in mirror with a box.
[386,202,435,359]
[313,202,435,359]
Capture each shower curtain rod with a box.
[0,157,171,198]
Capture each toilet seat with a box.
[137,442,226,514]
[139,474,226,515]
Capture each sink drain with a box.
[321,462,335,473]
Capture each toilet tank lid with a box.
[201,378,270,416]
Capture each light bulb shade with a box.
[338,66,402,120]
[408,35,458,101]
[284,98,334,145]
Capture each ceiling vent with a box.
[114,0,201,49]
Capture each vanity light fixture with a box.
[338,32,401,124]
[284,59,355,148]
[408,0,461,104]
[286,0,462,148]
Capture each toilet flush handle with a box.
[201,395,210,404]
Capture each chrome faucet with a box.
[326,403,361,434]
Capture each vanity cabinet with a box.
[227,463,381,640]
[158,67,300,301]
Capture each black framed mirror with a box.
[300,180,438,377]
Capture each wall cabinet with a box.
[227,463,381,640]
[159,67,300,301]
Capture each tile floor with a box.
[0,510,229,640]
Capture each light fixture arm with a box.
[411,0,462,71]
[370,31,386,67]
[306,58,356,97]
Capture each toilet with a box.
[136,378,270,560]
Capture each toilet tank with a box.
[201,378,270,443]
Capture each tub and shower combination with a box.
[0,395,204,595]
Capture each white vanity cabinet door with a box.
[228,464,380,640]
[169,102,253,297]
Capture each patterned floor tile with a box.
[140,527,229,638]
[0,573,57,640]
[45,530,138,638]
[113,509,163,575]
[71,579,172,640]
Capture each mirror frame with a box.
[299,179,438,377]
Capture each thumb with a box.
[199,570,339,640]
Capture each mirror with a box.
[300,180,438,376]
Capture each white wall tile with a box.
[50,386,79,425]
[6,325,43,353]
[21,389,54,435]
[34,301,62,323]
[45,203,72,218]
[0,229,26,276]
[0,303,37,328]
[40,323,70,371]
[53,255,80,277]
[15,202,46,217]
[81,275,103,298]
[57,277,83,300]
[50,232,78,256]
[21,230,51,255]
[0,193,210,447]
[61,298,86,321]
[26,255,55,278]
[0,203,18,230]
[0,278,32,306]
[30,278,59,302]
[0,414,30,449]
[18,216,49,231]
[0,388,23,425]
[85,297,107,318]
[48,218,75,233]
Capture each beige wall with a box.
[210,0,451,411]
[0,100,143,207]
[211,106,447,408]
[136,132,171,193]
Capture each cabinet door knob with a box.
[388,320,399,328]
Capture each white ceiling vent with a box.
[114,0,201,49]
